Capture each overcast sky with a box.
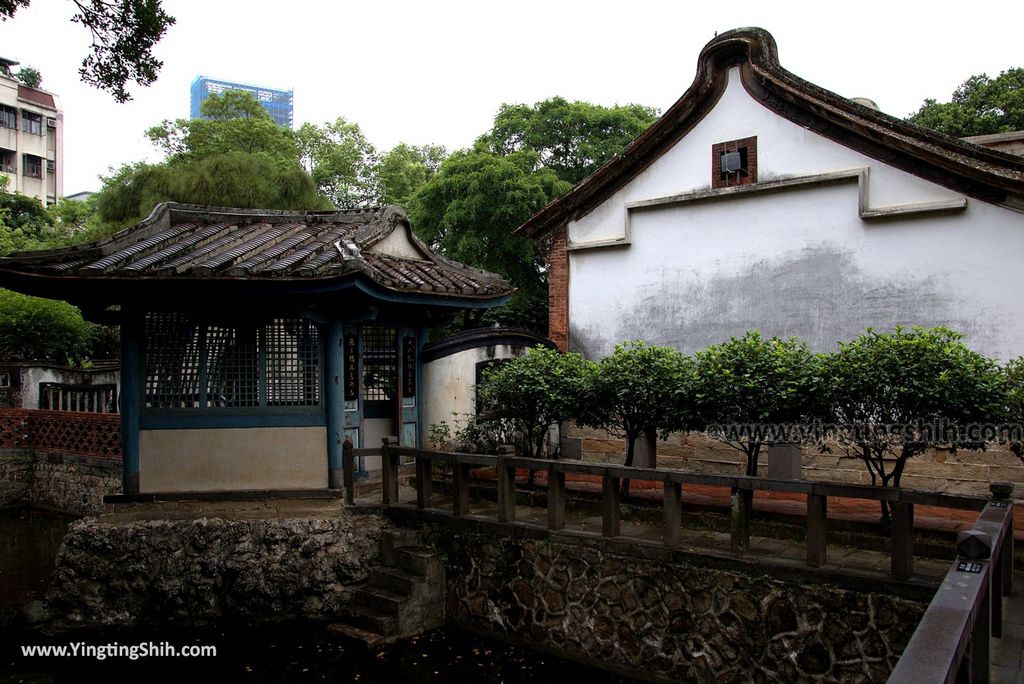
[3,0,1022,194]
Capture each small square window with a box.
[712,136,757,189]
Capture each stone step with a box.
[395,545,443,577]
[344,604,398,636]
[368,566,420,596]
[354,586,405,615]
[382,527,421,564]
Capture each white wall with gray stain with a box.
[567,68,1024,360]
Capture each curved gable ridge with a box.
[516,27,1024,241]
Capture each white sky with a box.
[2,0,1022,194]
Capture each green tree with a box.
[692,331,822,477]
[147,91,300,167]
[0,289,96,363]
[823,327,1005,522]
[93,154,328,226]
[1003,358,1024,458]
[14,65,40,87]
[579,341,693,495]
[47,196,96,233]
[379,143,447,206]
[409,149,570,330]
[477,97,659,184]
[478,345,594,459]
[907,68,1024,137]
[296,118,380,208]
[1,0,175,102]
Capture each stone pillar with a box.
[634,428,657,469]
[766,443,802,480]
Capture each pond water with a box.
[0,509,636,683]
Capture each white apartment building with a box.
[0,57,62,205]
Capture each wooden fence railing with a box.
[345,438,1015,682]
[887,482,1015,684]
[344,439,998,577]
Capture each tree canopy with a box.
[907,67,1024,137]
[1,0,175,102]
[296,118,380,209]
[379,143,447,206]
[692,331,822,477]
[477,97,659,184]
[147,90,300,167]
[14,65,40,87]
[408,149,570,329]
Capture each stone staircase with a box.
[333,527,446,645]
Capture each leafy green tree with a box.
[579,341,693,494]
[409,149,570,330]
[93,155,328,226]
[1003,358,1024,458]
[1,0,175,102]
[47,196,96,233]
[147,91,300,167]
[823,327,1004,522]
[908,68,1024,137]
[0,289,96,363]
[477,97,659,184]
[296,118,380,208]
[379,143,447,205]
[14,65,40,87]
[692,331,822,477]
[478,345,594,459]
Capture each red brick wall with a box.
[0,408,121,461]
[546,226,569,352]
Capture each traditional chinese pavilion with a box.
[0,203,512,494]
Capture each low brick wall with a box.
[427,522,925,683]
[568,424,1024,499]
[0,408,121,515]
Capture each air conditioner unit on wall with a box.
[46,117,56,128]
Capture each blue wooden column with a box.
[325,319,344,489]
[119,311,143,494]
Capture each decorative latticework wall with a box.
[0,408,121,460]
[144,314,321,410]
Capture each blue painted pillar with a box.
[325,319,344,489]
[119,311,143,494]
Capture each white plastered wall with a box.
[567,67,1024,361]
[139,426,328,492]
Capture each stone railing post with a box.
[663,480,682,546]
[415,450,433,510]
[547,464,566,530]
[602,470,621,537]
[381,436,399,505]
[496,445,517,523]
[731,485,752,555]
[453,456,471,517]
[991,482,1014,598]
[956,529,992,683]
[891,501,914,580]
[342,437,355,505]
[806,492,828,568]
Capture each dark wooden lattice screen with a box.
[361,326,396,402]
[144,314,320,410]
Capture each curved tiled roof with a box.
[0,203,513,304]
[516,27,1024,239]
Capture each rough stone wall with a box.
[46,512,388,631]
[29,454,121,515]
[568,424,1024,500]
[431,529,924,684]
[0,449,33,507]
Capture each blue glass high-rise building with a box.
[190,76,293,128]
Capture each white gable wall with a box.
[567,68,1024,360]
